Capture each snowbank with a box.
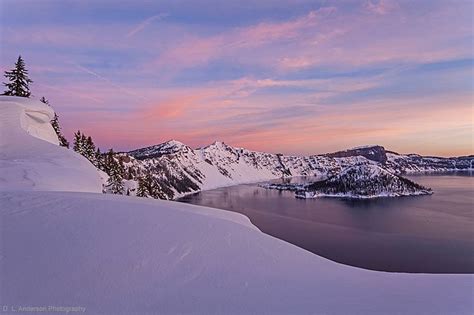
[0,96,102,192]
[1,191,473,315]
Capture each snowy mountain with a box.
[386,152,474,173]
[3,96,473,314]
[296,164,432,199]
[116,142,472,200]
[128,139,193,159]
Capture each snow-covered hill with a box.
[3,190,473,315]
[0,97,102,192]
[297,164,432,199]
[118,141,472,200]
[1,96,473,314]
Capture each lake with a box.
[178,173,474,273]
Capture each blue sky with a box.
[1,0,472,156]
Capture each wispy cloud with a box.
[73,64,149,101]
[2,0,472,156]
[126,13,168,38]
[365,0,399,15]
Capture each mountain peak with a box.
[161,139,187,148]
[128,139,190,159]
[202,141,233,151]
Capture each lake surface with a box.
[179,173,474,273]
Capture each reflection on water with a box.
[179,174,474,273]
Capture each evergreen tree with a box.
[40,96,69,148]
[3,56,33,97]
[96,148,104,171]
[136,168,157,198]
[117,157,125,177]
[73,131,83,154]
[106,151,124,194]
[107,169,124,194]
[51,113,70,148]
[80,133,87,155]
[84,136,97,165]
[103,149,116,175]
[73,130,98,165]
[136,175,149,197]
[40,97,69,148]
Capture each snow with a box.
[351,144,379,150]
[0,96,102,193]
[2,191,473,315]
[124,138,473,200]
[128,139,191,158]
[0,96,473,314]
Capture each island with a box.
[261,164,433,199]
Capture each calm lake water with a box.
[179,173,474,273]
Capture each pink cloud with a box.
[151,3,470,74]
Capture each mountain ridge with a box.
[111,140,473,200]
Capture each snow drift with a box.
[2,191,473,315]
[0,96,102,192]
[0,96,472,314]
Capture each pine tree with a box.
[73,131,83,154]
[107,169,124,194]
[136,168,157,198]
[84,136,97,166]
[136,175,149,197]
[41,97,70,148]
[73,131,104,168]
[103,149,115,175]
[106,153,124,194]
[80,133,87,156]
[51,113,70,148]
[117,157,125,177]
[96,148,104,171]
[3,56,33,97]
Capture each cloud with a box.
[365,0,399,15]
[126,13,168,38]
[2,1,471,156]
[153,7,336,71]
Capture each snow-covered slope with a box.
[0,96,102,192]
[2,191,473,315]
[1,96,473,314]
[123,141,346,199]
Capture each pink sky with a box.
[1,0,472,156]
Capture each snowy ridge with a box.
[386,152,474,173]
[124,141,347,199]
[122,142,472,200]
[128,139,192,159]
